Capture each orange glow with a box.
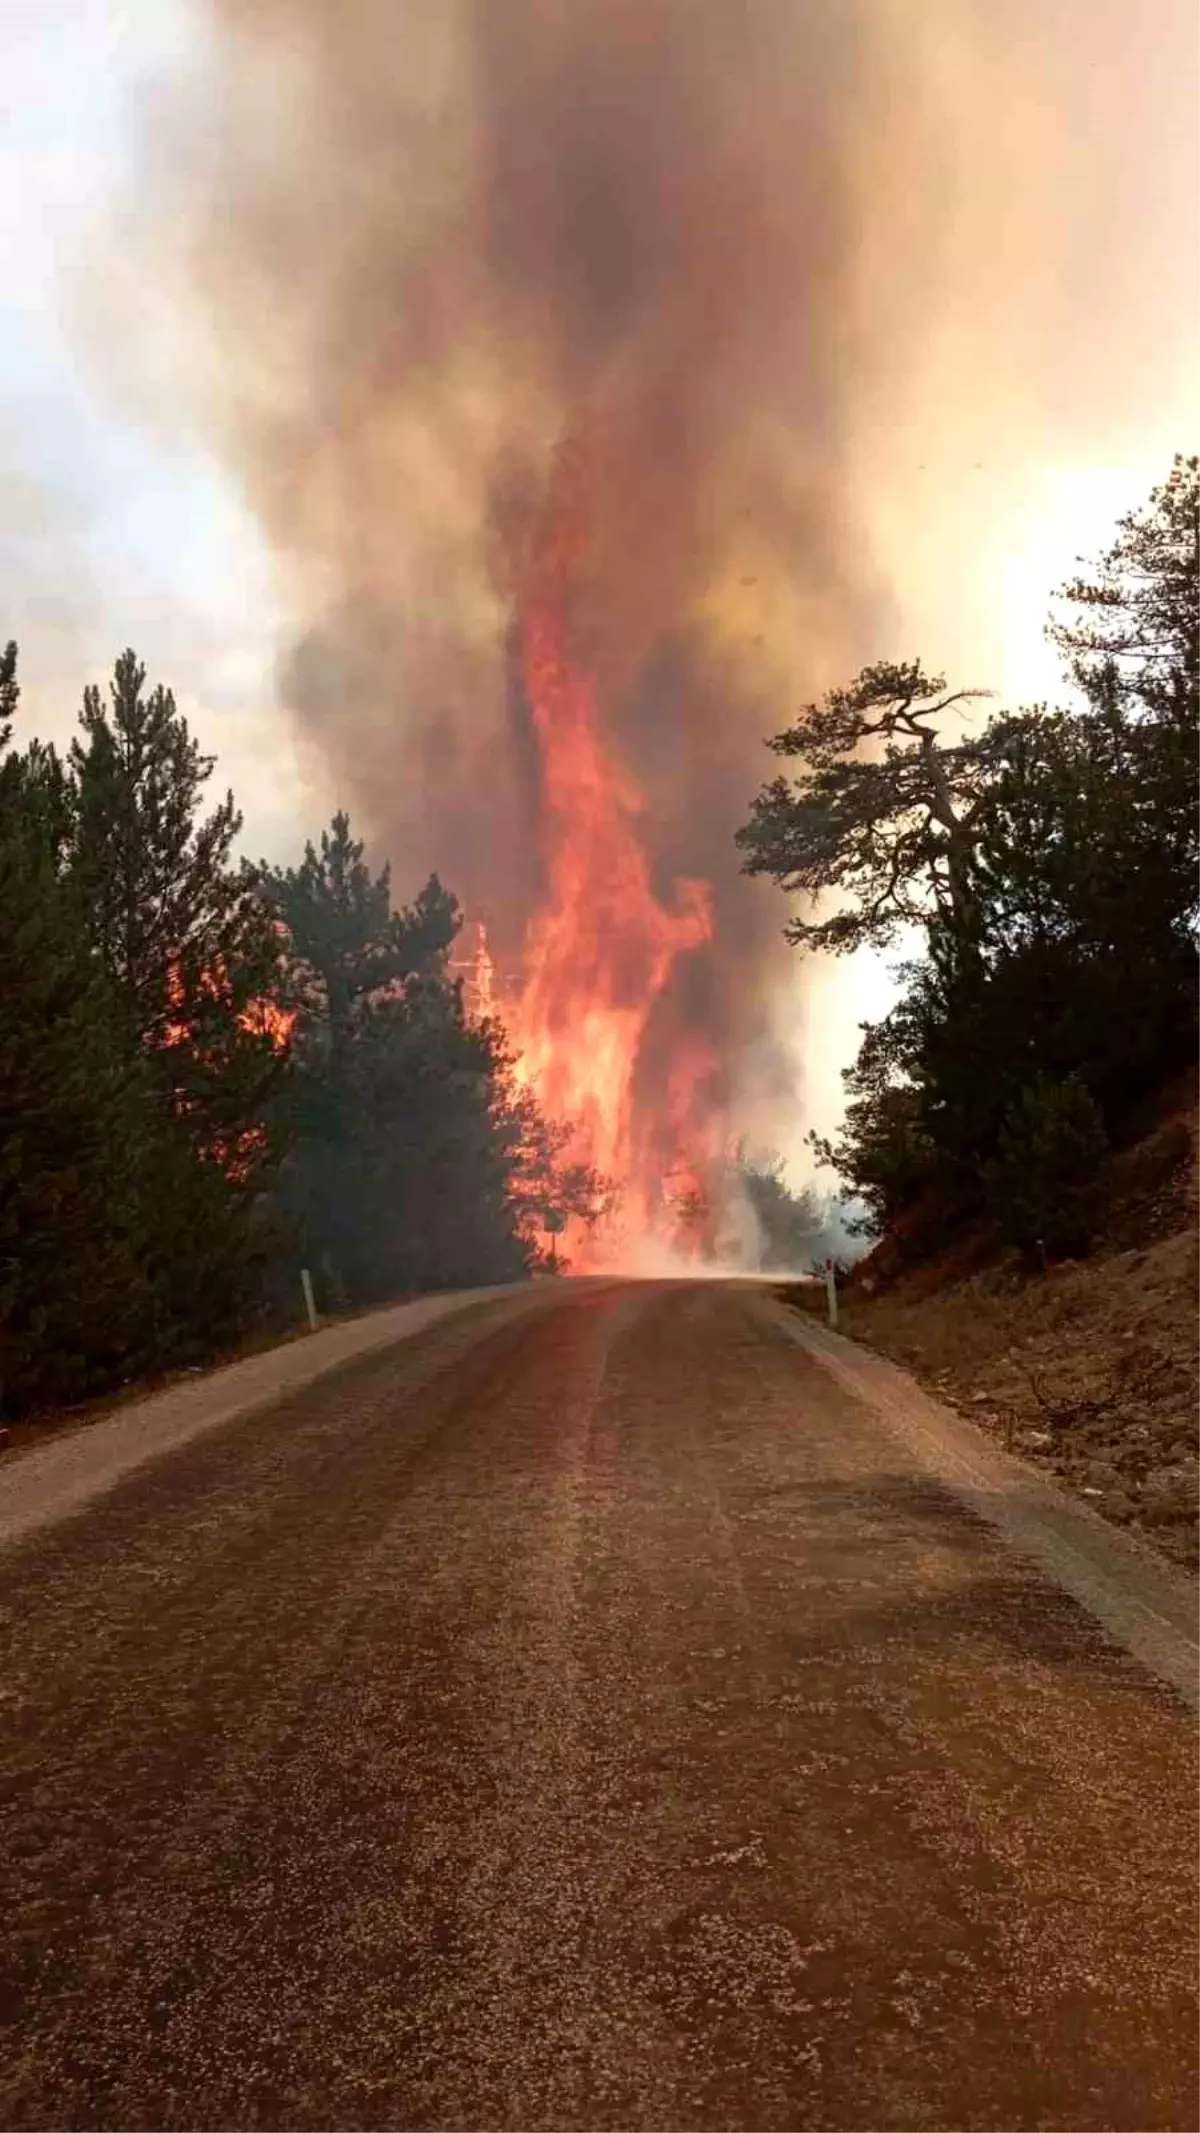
[509,450,716,1264]
[473,921,496,1018]
[159,960,293,1181]
[162,960,295,1056]
[238,993,297,1050]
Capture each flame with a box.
[162,964,295,1055]
[238,994,297,1050]
[472,921,496,1018]
[159,959,294,1181]
[509,447,717,1265]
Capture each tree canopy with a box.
[0,655,599,1420]
[736,660,997,952]
[1048,452,1198,723]
[746,459,1199,1264]
[263,814,603,1309]
[0,652,145,1409]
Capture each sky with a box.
[0,0,309,857]
[753,0,1198,1150]
[1,0,1196,1164]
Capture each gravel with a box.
[0,1284,542,1552]
[1,1280,1195,2129]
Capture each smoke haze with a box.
[121,0,1196,1206]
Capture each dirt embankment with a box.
[784,1084,1198,1572]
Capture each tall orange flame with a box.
[510,448,717,1264]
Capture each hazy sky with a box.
[0,0,310,856]
[3,3,1194,781]
[1,0,1196,1158]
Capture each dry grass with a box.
[784,1087,1199,1572]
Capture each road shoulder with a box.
[0,1283,544,1552]
[763,1293,1199,1709]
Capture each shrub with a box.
[985,1074,1111,1263]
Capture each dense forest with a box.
[0,661,600,1418]
[3,459,1193,1420]
[740,456,1199,1266]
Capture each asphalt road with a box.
[1,1281,1196,2131]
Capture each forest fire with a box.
[156,0,960,1273]
[162,961,294,1183]
[507,449,717,1265]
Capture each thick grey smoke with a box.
[136,0,1099,1170]
[142,0,908,1139]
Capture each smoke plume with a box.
[138,0,1068,1249]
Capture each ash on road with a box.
[1,1281,1195,2131]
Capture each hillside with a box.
[784,1074,1198,1572]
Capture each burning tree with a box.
[262,810,608,1303]
[66,652,290,1352]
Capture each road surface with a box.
[1,1280,1196,2130]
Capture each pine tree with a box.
[736,661,997,954]
[1049,456,1198,936]
[264,813,597,1301]
[261,815,458,1299]
[1049,454,1199,726]
[269,809,460,1045]
[67,651,288,1361]
[0,647,146,1414]
[70,650,281,1054]
[985,1075,1111,1263]
[0,640,17,748]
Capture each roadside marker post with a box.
[824,1258,838,1330]
[300,1268,319,1333]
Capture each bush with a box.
[985,1074,1111,1263]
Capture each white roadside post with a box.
[824,1257,838,1330]
[300,1268,319,1333]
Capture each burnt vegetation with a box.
[0,669,596,1421]
[740,456,1199,1268]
